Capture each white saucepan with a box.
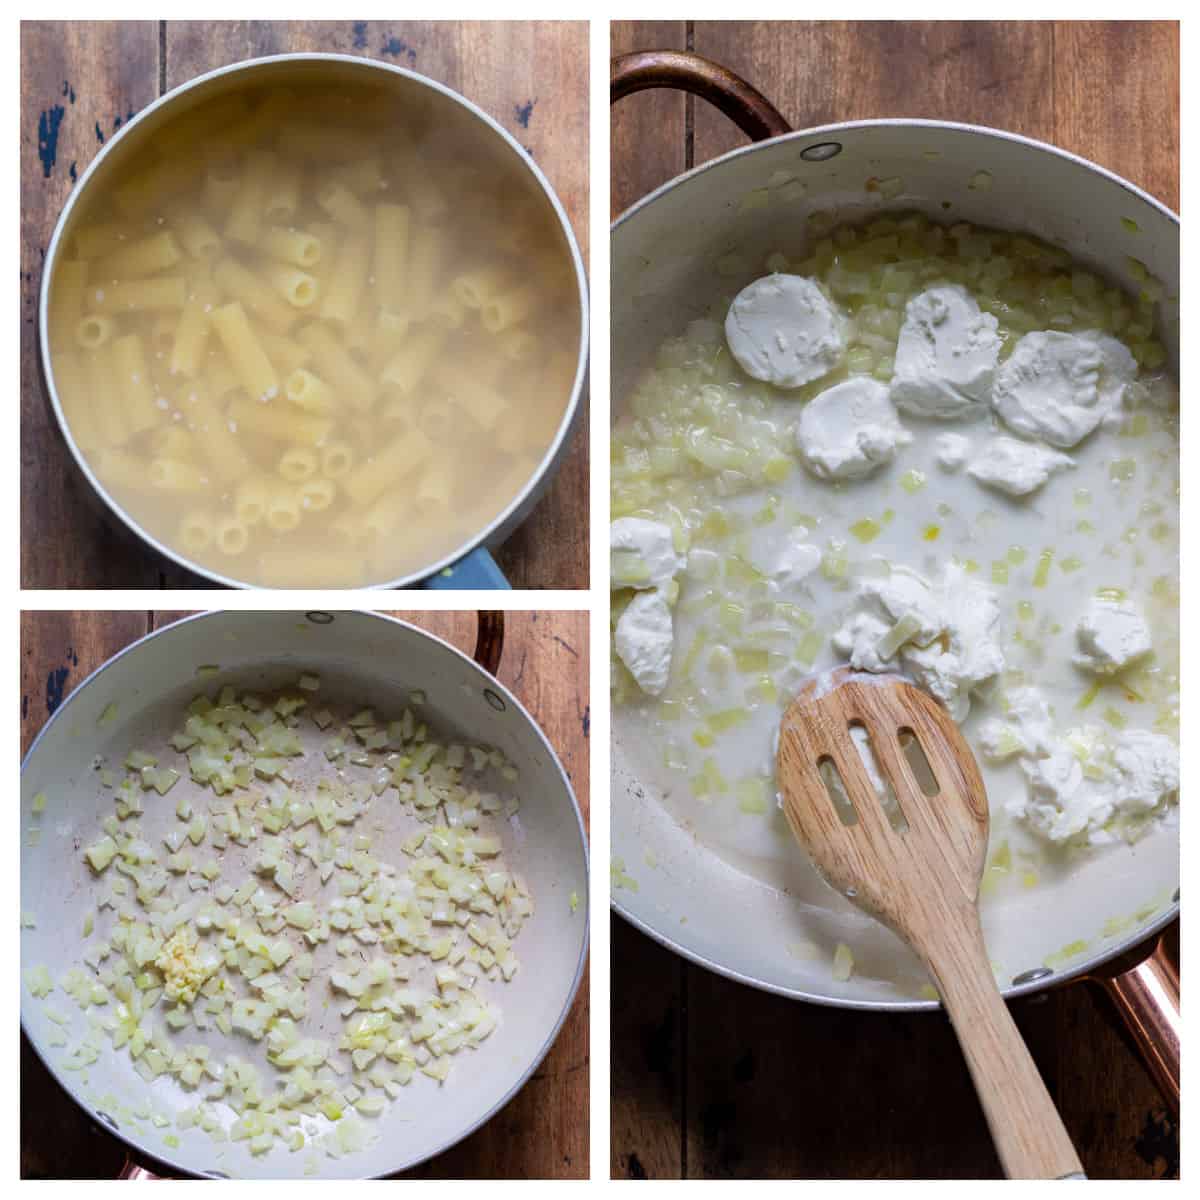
[610,51,1178,1106]
[21,610,589,1177]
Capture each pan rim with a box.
[21,609,590,1178]
[611,116,1180,234]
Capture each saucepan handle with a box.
[611,50,791,143]
[422,546,512,591]
[1085,923,1180,1113]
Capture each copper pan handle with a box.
[473,611,505,677]
[1082,922,1179,1113]
[611,50,791,143]
[116,1160,160,1180]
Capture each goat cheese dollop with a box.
[966,435,1075,497]
[979,688,1179,843]
[758,538,823,591]
[725,275,845,389]
[615,590,675,697]
[611,518,686,591]
[992,330,1137,447]
[1073,596,1153,675]
[795,377,911,481]
[890,285,1002,419]
[831,563,1004,720]
[934,432,971,470]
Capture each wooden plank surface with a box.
[610,19,1179,1181]
[21,20,589,589]
[20,609,589,1179]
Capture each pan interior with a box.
[611,123,1179,1005]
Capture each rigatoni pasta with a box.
[47,78,580,586]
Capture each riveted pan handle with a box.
[611,50,791,143]
[1083,923,1179,1113]
[474,611,505,677]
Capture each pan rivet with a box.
[1011,966,1054,987]
[305,611,334,625]
[483,688,506,712]
[800,141,842,162]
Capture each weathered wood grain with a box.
[610,18,1179,1181]
[21,609,589,1179]
[21,20,589,588]
[609,919,684,1179]
[691,22,1056,170]
[1052,21,1179,210]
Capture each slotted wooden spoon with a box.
[777,667,1085,1180]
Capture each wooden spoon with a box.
[777,667,1085,1180]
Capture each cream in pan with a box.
[611,213,1178,955]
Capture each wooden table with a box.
[21,21,589,589]
[611,19,1179,1180]
[20,610,590,1179]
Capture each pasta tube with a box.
[110,333,160,436]
[211,301,278,402]
[373,204,410,315]
[227,395,332,446]
[212,257,297,334]
[343,429,433,507]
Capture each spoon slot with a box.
[898,726,940,797]
[849,721,909,833]
[816,755,858,826]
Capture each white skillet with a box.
[610,52,1179,1102]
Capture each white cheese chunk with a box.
[934,432,970,470]
[795,377,911,481]
[980,687,1178,844]
[752,533,822,591]
[992,330,1137,447]
[725,274,845,389]
[966,435,1074,496]
[610,518,685,591]
[615,590,674,696]
[1109,730,1181,820]
[831,563,1004,720]
[1073,596,1152,675]
[890,285,1002,419]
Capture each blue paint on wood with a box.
[381,36,416,64]
[38,105,65,177]
[95,122,105,144]
[46,666,69,715]
[352,22,368,49]
[515,99,536,128]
